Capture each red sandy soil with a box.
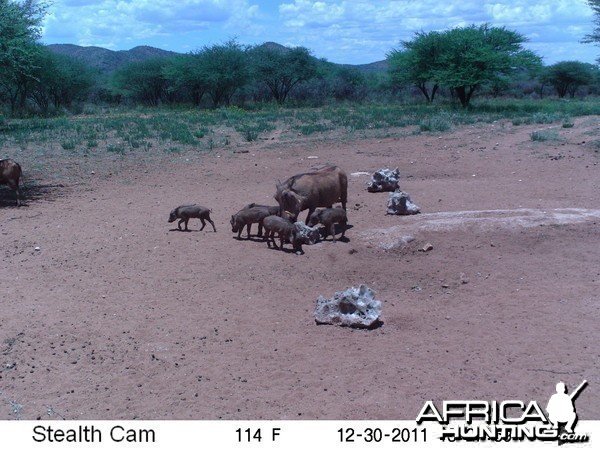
[1,117,598,420]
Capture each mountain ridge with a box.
[46,43,388,74]
[46,44,179,73]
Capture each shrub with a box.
[61,140,77,150]
[107,142,126,154]
[530,130,561,141]
[419,112,452,132]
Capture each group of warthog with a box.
[1,158,349,254]
[168,164,349,253]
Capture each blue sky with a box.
[40,0,599,65]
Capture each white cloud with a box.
[43,0,260,49]
[41,0,599,64]
[275,0,598,63]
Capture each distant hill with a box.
[342,60,389,74]
[256,41,388,73]
[46,43,388,74]
[46,44,179,73]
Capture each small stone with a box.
[420,243,433,252]
[34,246,41,251]
[460,273,469,284]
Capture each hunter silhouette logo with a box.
[416,380,590,443]
[546,380,589,444]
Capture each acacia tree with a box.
[541,61,596,98]
[112,58,171,106]
[326,65,368,101]
[250,45,317,104]
[194,40,250,108]
[387,30,445,103]
[0,0,48,114]
[162,54,208,105]
[29,49,94,114]
[583,0,600,63]
[440,25,541,107]
[388,24,542,107]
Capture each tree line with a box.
[1,0,599,117]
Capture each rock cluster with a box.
[291,221,321,254]
[314,284,382,329]
[386,191,421,215]
[367,168,400,192]
[294,221,321,245]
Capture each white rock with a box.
[367,168,400,192]
[294,222,320,245]
[386,191,421,215]
[314,285,382,329]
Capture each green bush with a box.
[419,112,453,132]
[61,140,77,150]
[531,130,561,141]
[107,142,126,154]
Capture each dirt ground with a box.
[1,117,599,421]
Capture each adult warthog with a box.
[274,164,347,222]
[0,159,23,206]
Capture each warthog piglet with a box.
[308,207,348,242]
[262,215,297,251]
[168,204,216,232]
[230,204,279,239]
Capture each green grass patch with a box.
[1,98,598,173]
[297,123,334,135]
[61,140,77,150]
[235,121,276,141]
[419,112,453,132]
[530,130,562,142]
[106,142,126,154]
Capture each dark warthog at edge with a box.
[0,159,23,206]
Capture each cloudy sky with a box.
[40,0,599,65]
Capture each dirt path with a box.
[1,118,598,420]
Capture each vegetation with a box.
[0,0,48,115]
[541,61,598,98]
[1,95,598,186]
[192,40,250,108]
[583,0,600,64]
[0,1,598,119]
[112,58,170,106]
[250,44,317,104]
[530,130,562,142]
[388,24,543,108]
